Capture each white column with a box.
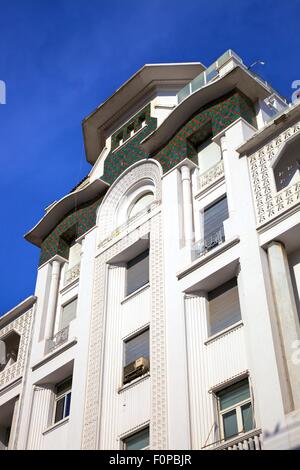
[220,136,235,212]
[268,241,300,410]
[181,165,194,246]
[44,259,62,340]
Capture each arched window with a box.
[274,137,300,192]
[128,192,154,219]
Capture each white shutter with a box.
[209,280,241,336]
[60,298,77,330]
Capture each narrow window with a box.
[203,196,228,252]
[128,192,154,219]
[54,377,72,424]
[127,122,135,138]
[116,132,124,147]
[126,250,149,296]
[208,278,241,336]
[60,298,77,331]
[217,378,253,441]
[123,328,150,384]
[123,426,150,450]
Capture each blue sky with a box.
[0,0,299,314]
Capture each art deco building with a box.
[1,50,300,450]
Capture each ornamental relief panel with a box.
[0,306,34,388]
[249,120,300,226]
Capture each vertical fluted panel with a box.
[99,265,124,449]
[185,296,248,449]
[185,295,214,449]
[27,386,52,449]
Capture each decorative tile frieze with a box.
[248,120,300,225]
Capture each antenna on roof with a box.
[247,60,265,70]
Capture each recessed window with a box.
[138,114,146,129]
[128,192,154,219]
[217,378,253,441]
[127,123,135,138]
[0,331,20,372]
[126,249,149,296]
[274,138,300,191]
[54,377,72,424]
[197,139,222,175]
[208,278,241,336]
[123,426,150,450]
[202,196,228,252]
[116,132,124,147]
[60,298,77,331]
[123,328,150,385]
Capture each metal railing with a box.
[192,227,225,260]
[45,325,69,355]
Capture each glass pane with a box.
[204,196,228,242]
[242,402,253,432]
[54,397,65,423]
[129,193,154,219]
[218,379,250,410]
[125,329,149,365]
[64,392,72,418]
[124,428,149,450]
[223,409,238,440]
[60,298,77,330]
[126,250,149,296]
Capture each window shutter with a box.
[204,196,229,241]
[125,329,149,366]
[60,298,77,330]
[208,279,241,336]
[126,250,149,296]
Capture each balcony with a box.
[192,227,225,261]
[198,160,224,193]
[205,429,263,450]
[45,326,69,355]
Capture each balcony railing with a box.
[64,262,80,285]
[206,429,263,451]
[198,160,224,192]
[45,325,69,355]
[192,227,225,261]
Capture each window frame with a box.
[125,249,150,297]
[122,425,150,450]
[216,378,254,442]
[122,326,150,385]
[53,377,72,425]
[59,296,78,332]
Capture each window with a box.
[53,377,72,424]
[274,137,300,191]
[203,196,228,252]
[116,132,124,147]
[68,240,81,270]
[208,278,241,336]
[123,328,150,384]
[0,331,20,372]
[197,139,222,175]
[126,250,149,296]
[123,427,150,450]
[217,378,253,441]
[127,123,135,138]
[60,297,77,331]
[138,114,146,129]
[128,192,154,219]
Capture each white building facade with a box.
[1,50,300,450]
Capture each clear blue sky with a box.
[0,0,299,314]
